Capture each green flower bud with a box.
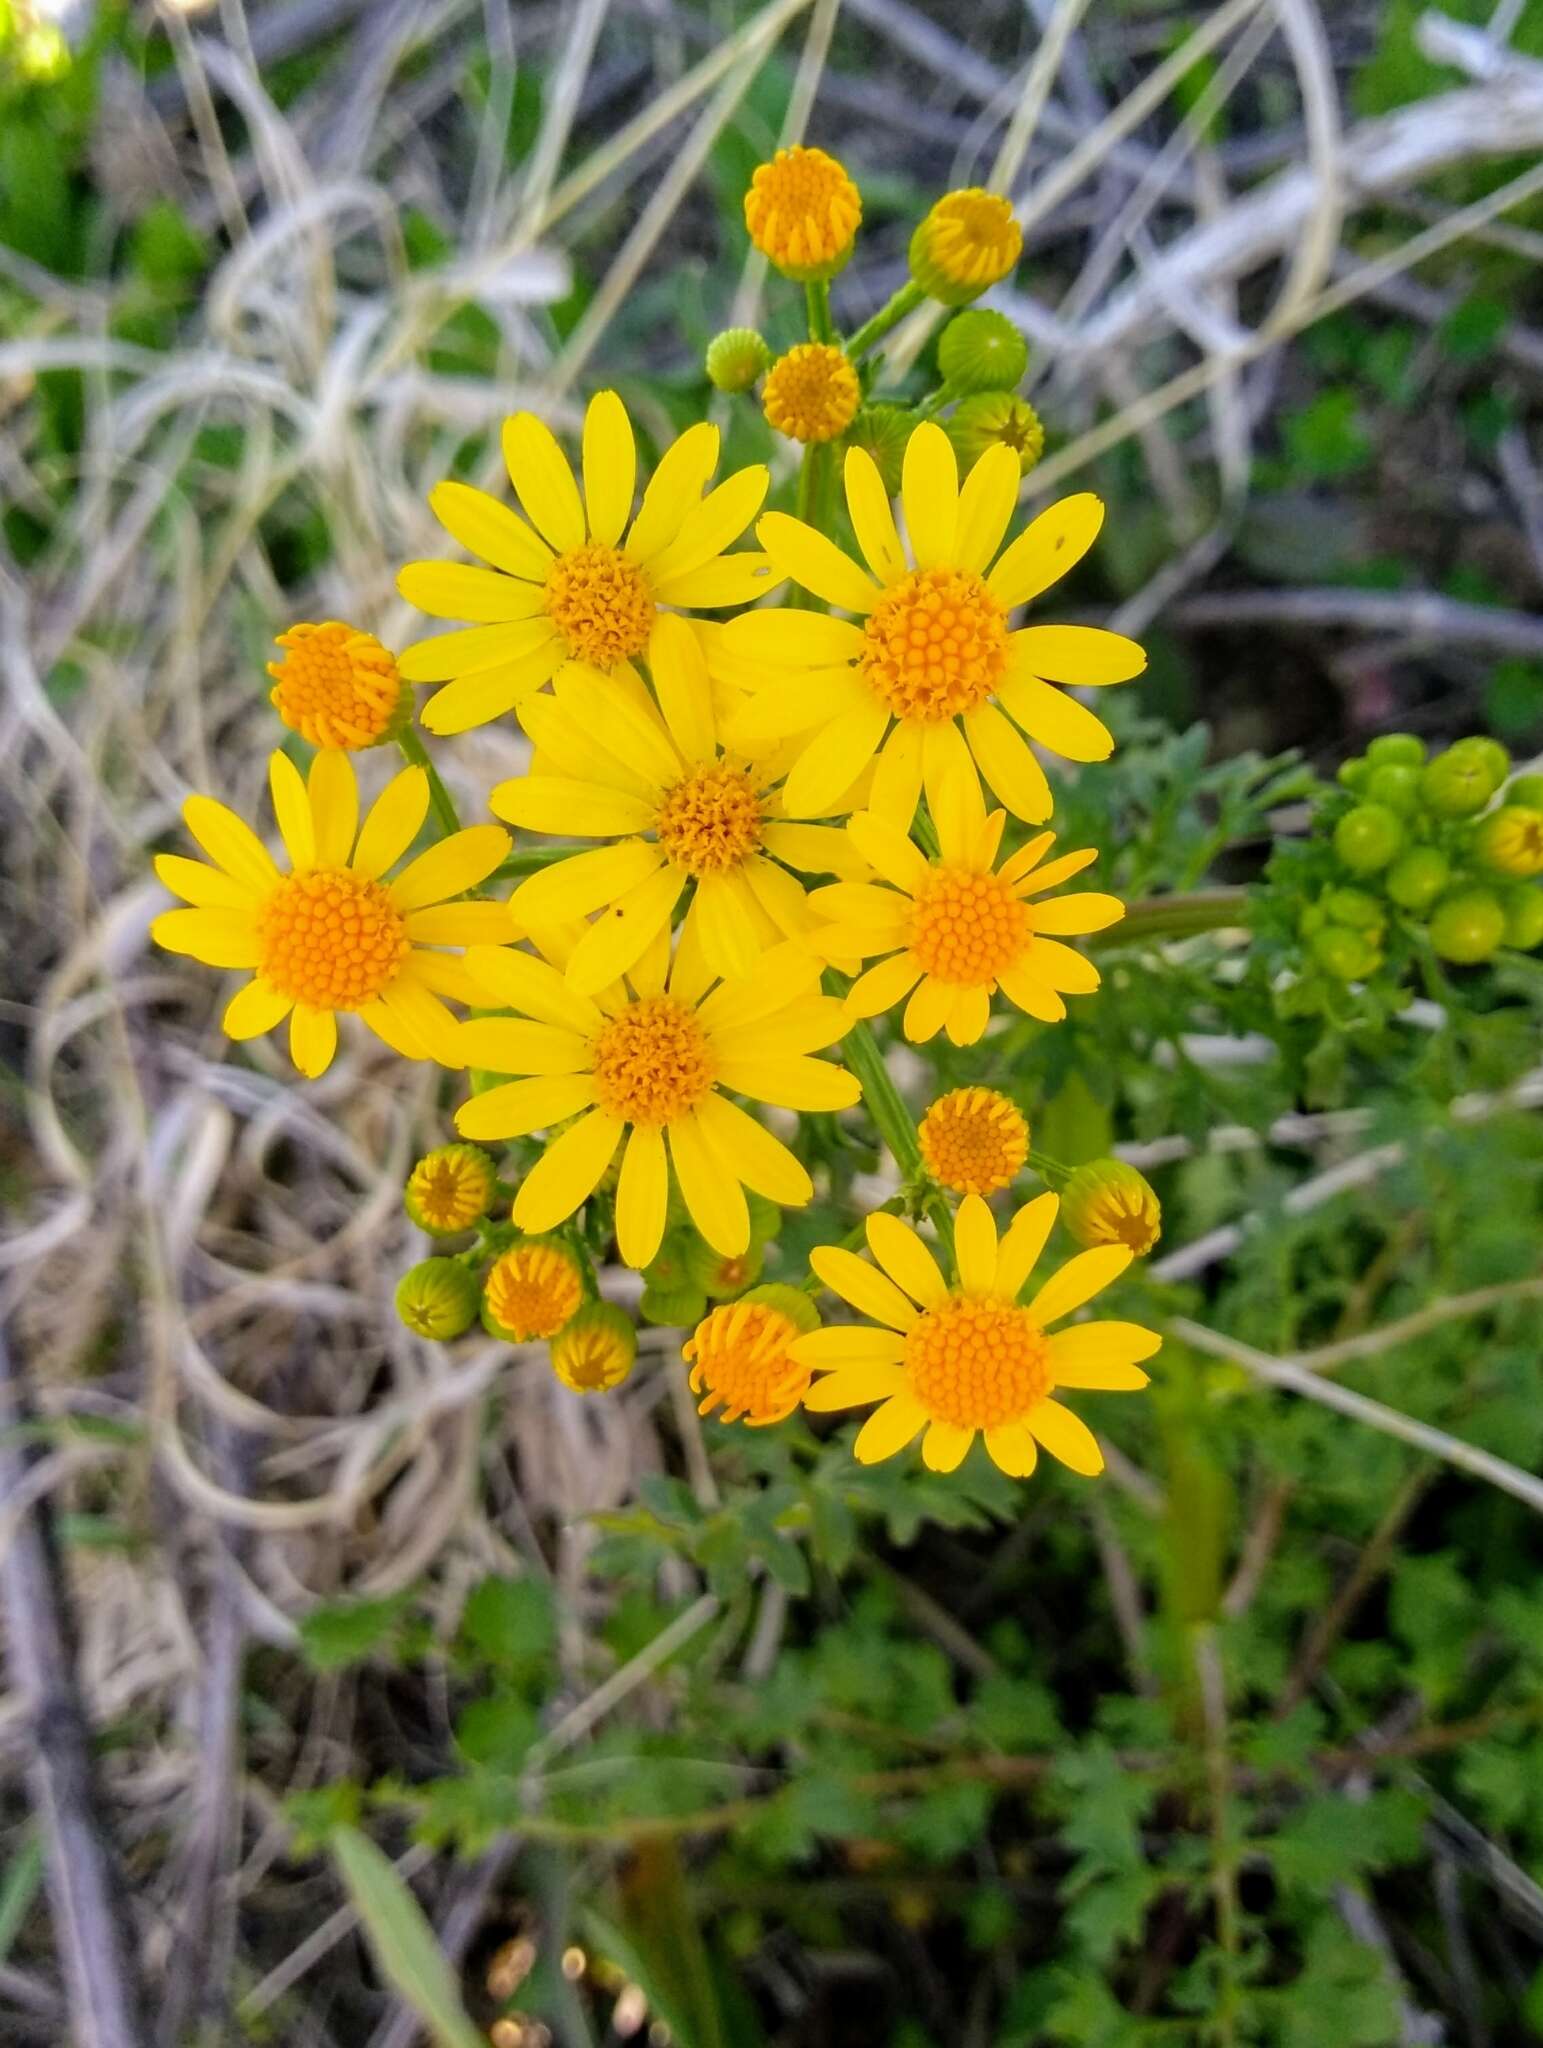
[1422,742,1503,817]
[1365,733,1427,768]
[946,392,1044,476]
[642,1232,694,1292]
[1060,1159,1162,1255]
[705,327,772,393]
[1333,803,1404,874]
[1471,804,1543,880]
[1336,758,1369,790]
[1506,773,1543,812]
[937,309,1029,395]
[746,1191,782,1245]
[639,1282,708,1328]
[1501,886,1543,950]
[739,1283,821,1333]
[849,405,916,494]
[1322,887,1385,934]
[1363,763,1421,813]
[1449,736,1510,790]
[684,1233,765,1300]
[396,1258,480,1341]
[1311,926,1378,981]
[549,1302,637,1394]
[404,1143,498,1235]
[1428,888,1506,964]
[1385,846,1450,912]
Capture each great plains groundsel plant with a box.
[154,148,1187,1478]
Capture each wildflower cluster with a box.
[152,145,1165,1487]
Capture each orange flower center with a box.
[908,866,1031,986]
[860,567,1009,722]
[544,543,654,668]
[591,996,715,1127]
[920,190,1022,290]
[763,344,861,445]
[655,761,763,875]
[744,146,861,274]
[684,1301,810,1425]
[485,1243,583,1341]
[256,868,409,1010]
[905,1296,1051,1430]
[268,621,401,750]
[918,1087,1028,1195]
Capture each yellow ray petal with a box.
[566,863,685,996]
[921,721,981,861]
[694,943,823,1032]
[289,1004,338,1078]
[996,958,1067,1023]
[1029,937,1101,994]
[997,671,1114,763]
[222,978,292,1039]
[669,1111,749,1257]
[615,1123,668,1268]
[963,701,1053,825]
[710,993,848,1063]
[491,776,656,839]
[715,1054,860,1112]
[868,721,925,832]
[151,908,261,969]
[866,1211,946,1308]
[519,683,660,800]
[844,444,908,585]
[695,1093,813,1207]
[404,902,517,946]
[1014,846,1098,896]
[626,420,719,563]
[1026,1245,1132,1327]
[648,612,716,762]
[510,840,665,924]
[790,1327,907,1367]
[809,1246,918,1331]
[154,854,259,910]
[308,747,358,867]
[846,810,929,894]
[398,617,556,682]
[953,1193,998,1296]
[390,825,510,911]
[901,421,957,571]
[1046,1322,1161,1374]
[984,1422,1038,1477]
[378,973,464,1065]
[922,1420,973,1472]
[803,1365,907,1411]
[430,479,552,580]
[182,795,279,893]
[845,951,922,1018]
[513,1108,623,1230]
[1031,894,1124,937]
[1027,1399,1103,1475]
[945,984,991,1045]
[689,872,762,982]
[354,766,429,879]
[456,1072,597,1141]
[458,1016,591,1075]
[985,493,1104,609]
[644,465,769,586]
[269,751,314,868]
[902,974,954,1044]
[651,553,784,609]
[854,1393,928,1464]
[952,444,1020,576]
[502,410,586,552]
[1011,624,1146,686]
[723,610,865,665]
[419,643,561,736]
[783,697,889,818]
[757,512,880,614]
[463,943,603,1030]
[582,389,635,548]
[761,821,868,880]
[397,561,549,623]
[725,666,868,747]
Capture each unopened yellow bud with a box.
[549,1302,637,1395]
[1060,1160,1162,1257]
[909,189,1021,306]
[404,1143,498,1235]
[395,1258,480,1341]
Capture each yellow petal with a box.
[420,644,562,737]
[1031,894,1124,937]
[715,1054,860,1112]
[455,1072,597,1140]
[901,421,957,571]
[757,512,880,614]
[582,388,635,548]
[696,1093,812,1207]
[502,410,586,552]
[390,825,509,911]
[305,747,358,867]
[1011,624,1145,686]
[429,479,552,580]
[626,420,719,563]
[397,561,549,624]
[182,794,278,893]
[944,984,991,1045]
[845,810,928,894]
[997,671,1114,763]
[902,975,954,1044]
[513,1109,623,1231]
[803,1365,907,1411]
[458,1016,590,1075]
[648,613,716,762]
[1026,1245,1132,1327]
[519,681,659,800]
[358,998,428,1062]
[491,776,656,839]
[404,902,517,945]
[689,872,762,981]
[868,722,925,832]
[790,1327,907,1367]
[649,551,783,608]
[151,908,261,969]
[644,466,769,586]
[922,1420,973,1472]
[854,1393,928,1464]
[669,1111,749,1257]
[711,992,848,1062]
[463,943,603,1031]
[726,666,869,747]
[398,617,556,683]
[953,1193,998,1296]
[952,444,1020,576]
[222,978,292,1039]
[1027,1399,1104,1476]
[354,766,429,879]
[985,493,1104,608]
[809,1246,918,1331]
[921,721,981,861]
[289,1004,338,1078]
[1047,1322,1161,1373]
[562,663,681,786]
[963,701,1053,825]
[615,1123,668,1268]
[845,951,922,1018]
[984,1422,1038,1477]
[866,1212,946,1308]
[693,941,822,1030]
[1030,937,1101,994]
[723,610,864,665]
[378,973,464,1065]
[844,444,908,585]
[510,840,665,924]
[1015,846,1098,896]
[154,854,258,910]
[997,958,1066,1023]
[411,952,493,1005]
[760,821,864,880]
[783,698,889,818]
[269,751,314,868]
[566,863,684,996]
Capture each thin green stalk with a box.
[842,1017,954,1260]
[396,725,461,838]
[1094,889,1249,947]
[492,845,586,882]
[805,277,834,344]
[845,279,925,361]
[1025,1147,1069,1187]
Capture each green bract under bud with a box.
[1060,1160,1162,1257]
[705,327,772,394]
[849,405,915,494]
[947,392,1044,476]
[549,1302,637,1395]
[938,310,1029,395]
[404,1143,498,1235]
[395,1258,480,1342]
[640,1281,708,1328]
[685,1232,765,1300]
[739,1283,821,1334]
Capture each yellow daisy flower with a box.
[796,1192,1159,1477]
[683,1288,817,1427]
[396,390,782,735]
[490,617,866,994]
[809,765,1123,1044]
[723,423,1146,826]
[268,620,405,750]
[452,937,859,1269]
[151,751,513,1077]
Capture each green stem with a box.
[1094,888,1250,948]
[842,1017,954,1261]
[845,280,925,362]
[396,725,461,838]
[1025,1147,1070,1187]
[805,278,834,345]
[492,845,586,881]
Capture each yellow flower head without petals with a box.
[484,1239,584,1342]
[550,1301,637,1393]
[404,1143,498,1235]
[1060,1159,1162,1257]
[909,188,1022,305]
[684,1286,819,1427]
[151,752,514,1078]
[744,145,862,280]
[797,1193,1159,1478]
[762,344,861,446]
[452,938,859,1273]
[724,425,1146,829]
[396,390,783,736]
[811,766,1123,1046]
[919,1087,1028,1195]
[488,615,870,994]
[268,621,406,750]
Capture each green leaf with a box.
[457,1576,555,1687]
[329,1826,483,2048]
[298,1594,410,1672]
[0,1829,42,1965]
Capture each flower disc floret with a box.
[919,1087,1028,1194]
[655,762,764,875]
[861,567,1009,722]
[268,621,403,749]
[906,1297,1052,1431]
[485,1241,583,1341]
[744,146,861,278]
[256,868,410,1011]
[543,543,655,669]
[909,867,1032,986]
[684,1297,813,1426]
[591,997,716,1126]
[763,344,861,445]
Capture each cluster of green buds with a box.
[702,146,1038,487]
[393,1144,638,1394]
[639,1189,783,1328]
